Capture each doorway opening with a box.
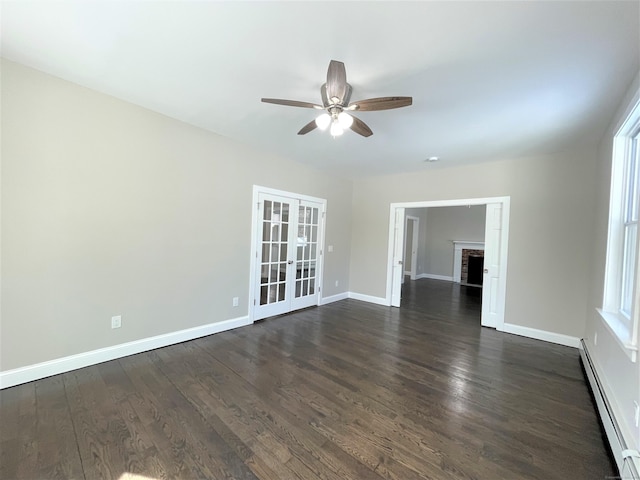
[386,197,510,330]
[403,215,419,283]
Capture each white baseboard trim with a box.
[320,292,349,305]
[501,323,580,348]
[348,292,390,306]
[0,315,251,389]
[416,273,454,282]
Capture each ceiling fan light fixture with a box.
[330,121,344,137]
[337,111,353,129]
[315,113,331,130]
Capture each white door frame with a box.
[249,185,327,322]
[386,196,510,331]
[404,216,419,280]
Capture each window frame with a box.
[600,100,640,363]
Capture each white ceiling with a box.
[2,1,639,178]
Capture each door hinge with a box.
[254,299,256,305]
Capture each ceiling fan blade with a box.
[343,84,353,106]
[297,120,318,135]
[348,96,413,111]
[326,60,347,104]
[349,116,373,137]
[262,98,323,109]
[320,84,329,107]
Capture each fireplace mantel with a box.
[453,241,485,283]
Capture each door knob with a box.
[288,260,294,265]
[483,268,489,274]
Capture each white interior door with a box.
[391,207,406,307]
[253,191,324,321]
[481,202,503,328]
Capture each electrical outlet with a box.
[328,245,334,253]
[232,297,239,307]
[335,280,339,287]
[111,315,122,329]
[594,332,598,346]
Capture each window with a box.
[620,129,639,318]
[600,99,640,362]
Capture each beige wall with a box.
[0,60,352,371]
[421,205,486,278]
[584,70,640,452]
[349,149,597,337]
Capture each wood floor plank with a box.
[152,344,340,480]
[33,375,85,479]
[0,381,38,479]
[120,351,257,480]
[0,278,616,479]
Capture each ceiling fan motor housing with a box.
[322,83,353,108]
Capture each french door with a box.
[252,189,325,321]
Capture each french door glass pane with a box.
[263,200,271,220]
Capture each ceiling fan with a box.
[262,60,412,138]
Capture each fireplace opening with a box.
[461,248,484,287]
[467,255,484,286]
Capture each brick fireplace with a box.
[453,241,485,286]
[461,249,484,286]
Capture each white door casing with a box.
[249,186,326,322]
[387,197,510,330]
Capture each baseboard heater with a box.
[580,339,640,479]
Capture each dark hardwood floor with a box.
[1,278,614,479]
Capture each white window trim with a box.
[600,99,640,363]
